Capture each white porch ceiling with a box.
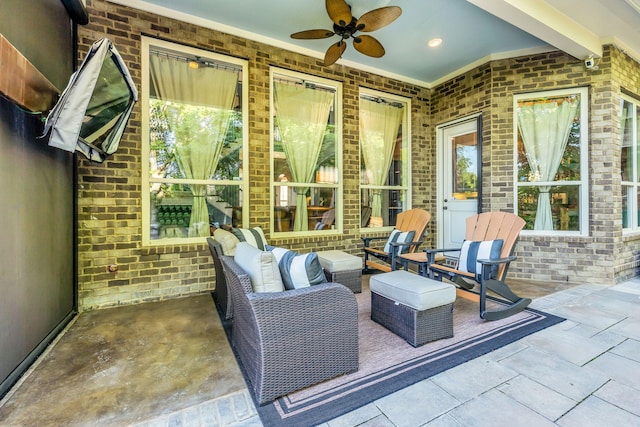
[108,0,640,87]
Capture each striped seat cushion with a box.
[457,239,503,276]
[383,229,416,254]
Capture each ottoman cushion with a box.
[370,270,455,311]
[316,250,362,272]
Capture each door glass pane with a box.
[452,132,478,199]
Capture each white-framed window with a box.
[621,94,640,230]
[514,87,589,235]
[141,37,248,245]
[359,88,411,230]
[270,68,342,234]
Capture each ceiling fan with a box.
[291,0,402,66]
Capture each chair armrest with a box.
[425,247,462,255]
[247,283,358,331]
[362,235,388,247]
[389,240,421,249]
[424,247,461,263]
[248,282,354,308]
[387,240,422,270]
[476,256,516,281]
[477,256,516,266]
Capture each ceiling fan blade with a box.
[353,35,385,58]
[356,6,402,32]
[291,29,335,39]
[324,40,347,66]
[326,0,353,27]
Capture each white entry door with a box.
[437,116,480,249]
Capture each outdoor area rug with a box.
[221,280,565,427]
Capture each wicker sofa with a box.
[206,237,232,319]
[219,255,359,404]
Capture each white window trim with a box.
[269,67,343,236]
[359,87,412,233]
[513,86,589,237]
[621,93,640,233]
[141,36,249,246]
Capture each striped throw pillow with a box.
[383,229,416,254]
[269,247,327,290]
[232,226,268,250]
[457,239,503,276]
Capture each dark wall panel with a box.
[0,0,75,396]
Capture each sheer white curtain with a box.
[517,97,579,230]
[274,82,334,231]
[360,99,404,225]
[150,54,237,236]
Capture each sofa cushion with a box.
[269,247,326,290]
[383,229,416,254]
[370,270,455,311]
[234,242,284,293]
[458,239,503,275]
[316,250,362,273]
[213,228,240,255]
[232,226,268,250]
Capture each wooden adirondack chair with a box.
[425,211,531,320]
[363,208,431,273]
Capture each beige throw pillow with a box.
[213,228,240,256]
[234,242,284,293]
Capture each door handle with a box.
[443,206,448,210]
[444,199,448,202]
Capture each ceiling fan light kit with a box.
[291,0,402,66]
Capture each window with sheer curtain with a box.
[359,89,411,229]
[621,94,640,230]
[141,37,248,245]
[270,69,342,234]
[514,87,588,235]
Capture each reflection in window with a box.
[360,89,411,228]
[452,133,478,200]
[271,69,341,233]
[142,37,247,244]
[621,95,640,229]
[515,87,588,234]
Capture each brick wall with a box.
[77,0,431,310]
[612,47,640,281]
[77,1,640,310]
[432,47,640,285]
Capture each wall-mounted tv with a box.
[43,38,137,163]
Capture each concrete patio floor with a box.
[1,276,639,426]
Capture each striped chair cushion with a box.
[269,247,327,290]
[383,229,416,254]
[232,226,268,250]
[457,239,504,276]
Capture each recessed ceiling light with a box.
[428,38,443,48]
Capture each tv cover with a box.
[43,38,138,163]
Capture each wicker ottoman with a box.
[316,250,362,293]
[370,270,456,347]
